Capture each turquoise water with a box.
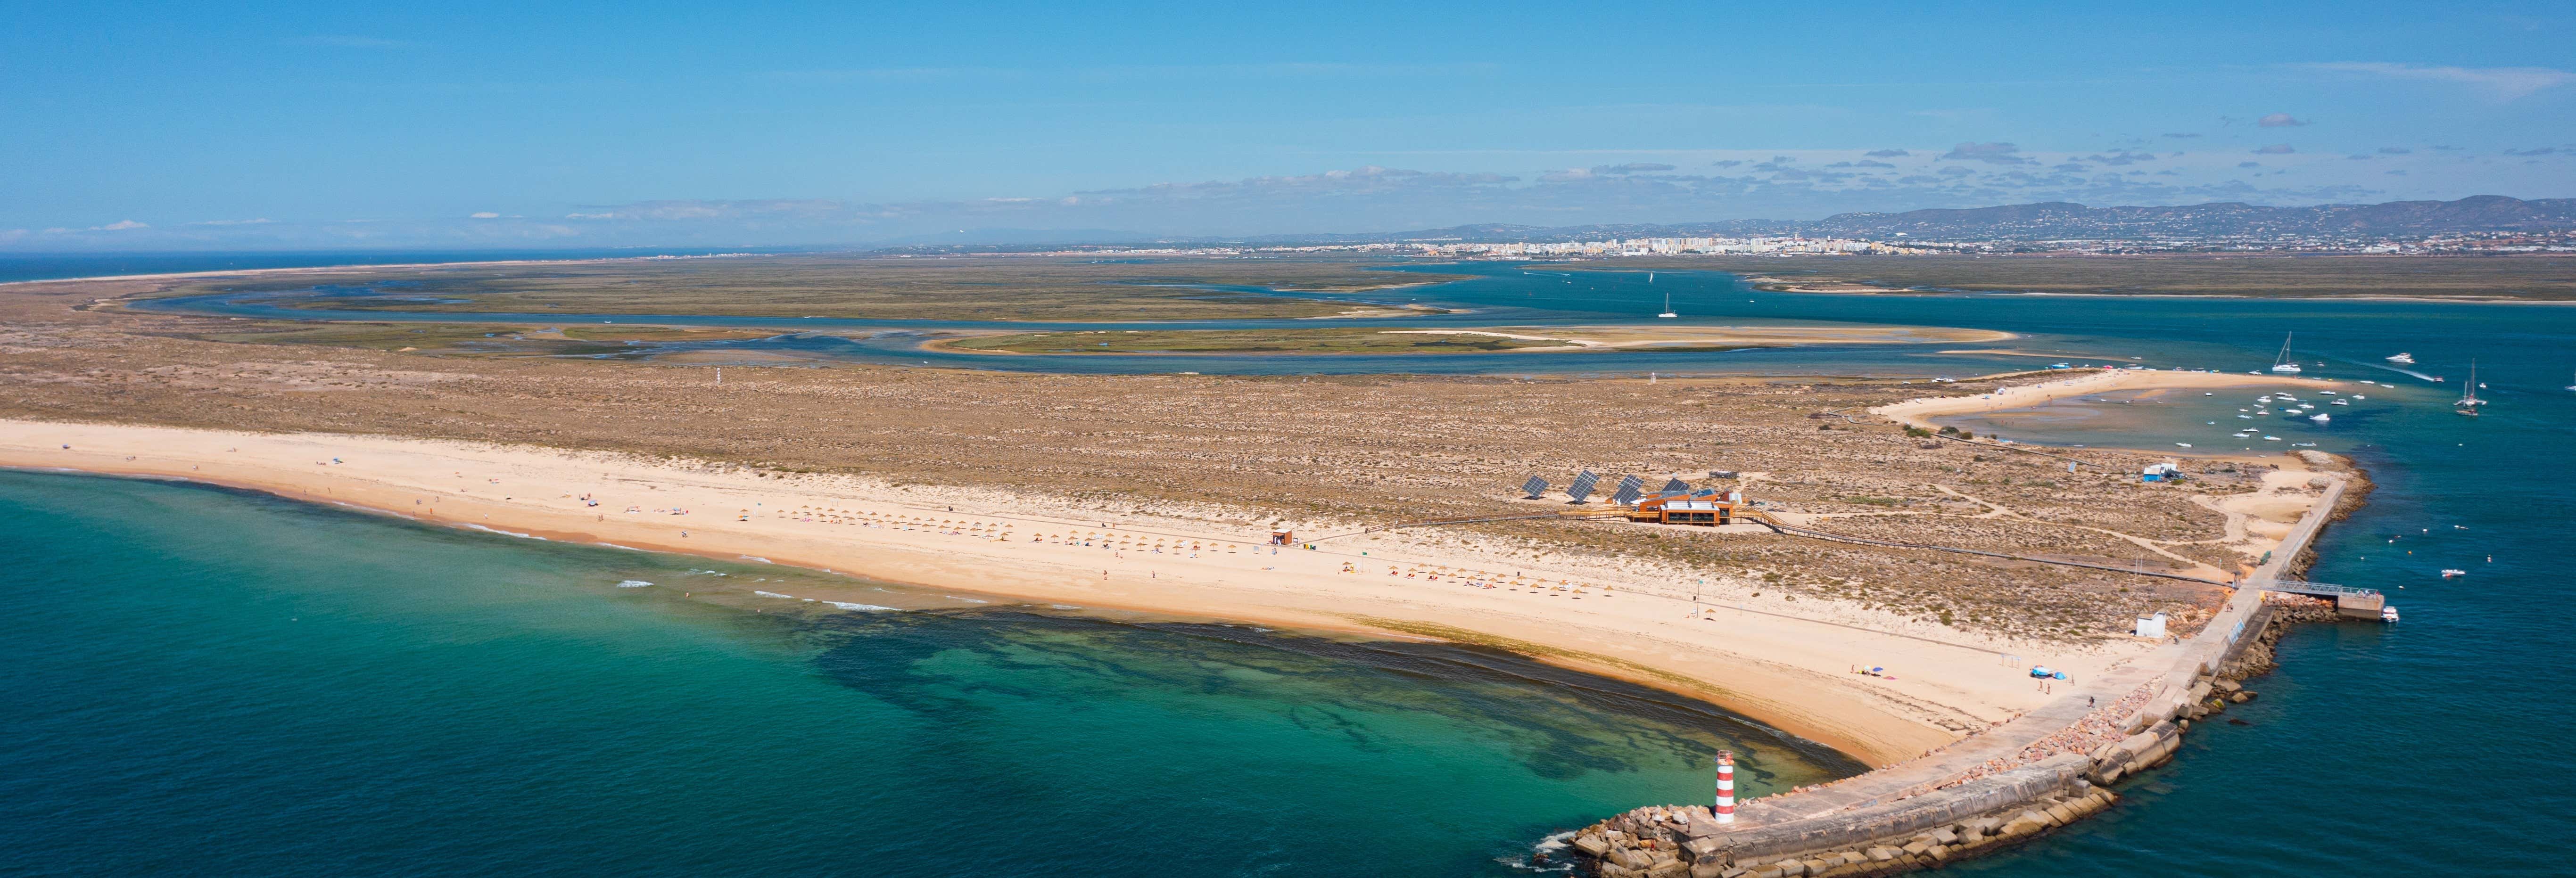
[1934,362,2576,875]
[29,258,2576,873]
[0,473,1851,876]
[141,262,2576,383]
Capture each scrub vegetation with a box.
[133,254,1472,321]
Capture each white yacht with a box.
[2386,353,2415,365]
[2270,333,2302,373]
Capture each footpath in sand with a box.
[0,419,2148,768]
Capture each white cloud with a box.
[93,220,149,231]
[470,212,501,219]
[185,218,274,226]
[2257,113,2308,128]
[1937,142,2035,165]
[2300,62,2576,100]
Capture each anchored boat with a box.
[2270,333,2303,373]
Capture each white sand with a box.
[0,419,2164,765]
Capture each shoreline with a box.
[1568,374,2365,878]
[1871,368,2346,430]
[0,418,2160,769]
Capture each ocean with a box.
[10,256,2575,874]
[0,472,1849,877]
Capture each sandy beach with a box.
[1871,368,2345,429]
[0,418,2166,767]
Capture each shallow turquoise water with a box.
[31,258,2576,873]
[1928,346,2576,876]
[0,473,1850,876]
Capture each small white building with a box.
[2134,612,2169,639]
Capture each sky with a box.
[8,0,2576,250]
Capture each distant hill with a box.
[1243,196,2576,245]
[1805,196,2576,240]
[869,196,2576,251]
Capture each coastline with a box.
[1872,368,2346,430]
[1567,375,2366,878]
[0,418,2160,769]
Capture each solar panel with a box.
[1567,470,1600,503]
[1661,477,1690,493]
[1521,476,1549,499]
[1611,475,1644,506]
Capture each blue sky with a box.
[8,0,2575,249]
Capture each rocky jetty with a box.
[1565,590,2351,876]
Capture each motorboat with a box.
[2441,568,2467,578]
[2310,413,2330,422]
[2332,399,2349,406]
[2381,605,2400,624]
[2386,353,2415,364]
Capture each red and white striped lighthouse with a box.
[1714,750,1736,824]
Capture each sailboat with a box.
[2455,361,2486,416]
[2269,333,2302,373]
[1657,287,1677,319]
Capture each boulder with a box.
[1767,858,1806,876]
[1648,860,1691,878]
[1615,848,1655,870]
[1931,828,1960,845]
[1576,836,1611,858]
[1687,863,1727,878]
[1866,846,1902,862]
[2213,678,2243,694]
[1901,840,1934,856]
[1600,865,1640,878]
[2230,690,2254,703]
[2044,804,2079,825]
[2001,814,2051,837]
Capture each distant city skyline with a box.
[8,0,2574,249]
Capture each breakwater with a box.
[1567,472,2361,878]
